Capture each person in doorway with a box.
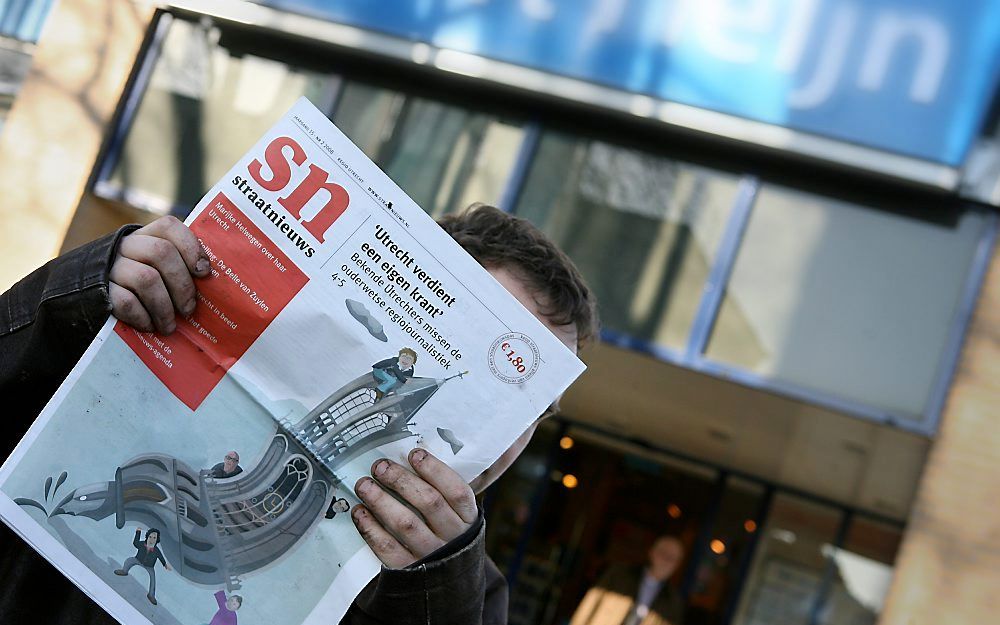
[570,535,686,625]
[209,451,243,478]
[114,527,172,606]
[1,203,597,624]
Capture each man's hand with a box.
[109,216,211,335]
[165,563,172,571]
[353,448,477,569]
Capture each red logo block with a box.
[116,192,309,410]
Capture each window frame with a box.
[91,9,1000,437]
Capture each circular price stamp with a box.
[489,332,540,384]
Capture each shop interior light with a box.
[710,539,726,555]
[562,474,579,489]
[667,503,682,519]
[559,436,574,450]
[771,529,797,544]
[744,519,758,533]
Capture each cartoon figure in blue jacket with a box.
[372,348,417,399]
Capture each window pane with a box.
[516,133,740,350]
[686,478,767,625]
[818,517,902,625]
[486,427,720,625]
[732,494,843,625]
[483,419,560,579]
[332,81,524,218]
[106,19,333,213]
[707,186,991,420]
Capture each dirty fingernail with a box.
[196,259,210,274]
[374,460,389,477]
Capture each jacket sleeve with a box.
[341,514,508,625]
[0,225,138,459]
[133,529,143,550]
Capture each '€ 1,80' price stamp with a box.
[488,332,540,384]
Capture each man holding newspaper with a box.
[0,204,597,624]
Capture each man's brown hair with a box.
[438,204,598,348]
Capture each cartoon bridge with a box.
[48,370,463,591]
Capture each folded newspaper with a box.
[0,98,584,624]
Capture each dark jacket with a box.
[209,462,244,479]
[569,564,684,625]
[372,357,414,383]
[0,228,507,624]
[130,530,167,568]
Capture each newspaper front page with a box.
[0,98,584,625]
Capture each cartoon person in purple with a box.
[204,590,242,625]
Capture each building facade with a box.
[0,2,998,625]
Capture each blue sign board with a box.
[262,0,1000,166]
[0,0,56,42]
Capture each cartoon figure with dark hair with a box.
[325,497,351,519]
[114,528,171,605]
[372,348,417,399]
[204,590,242,625]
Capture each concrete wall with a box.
[880,246,1000,623]
[0,0,155,292]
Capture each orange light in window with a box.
[562,474,579,489]
[667,504,682,519]
[559,436,575,450]
[744,519,758,533]
[710,539,726,555]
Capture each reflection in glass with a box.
[484,420,559,581]
[732,494,843,625]
[817,517,901,625]
[103,20,524,221]
[486,428,719,625]
[515,133,740,350]
[332,81,523,218]
[686,478,766,625]
[483,420,563,625]
[707,186,991,420]
[106,19,333,214]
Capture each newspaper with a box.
[0,98,584,625]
